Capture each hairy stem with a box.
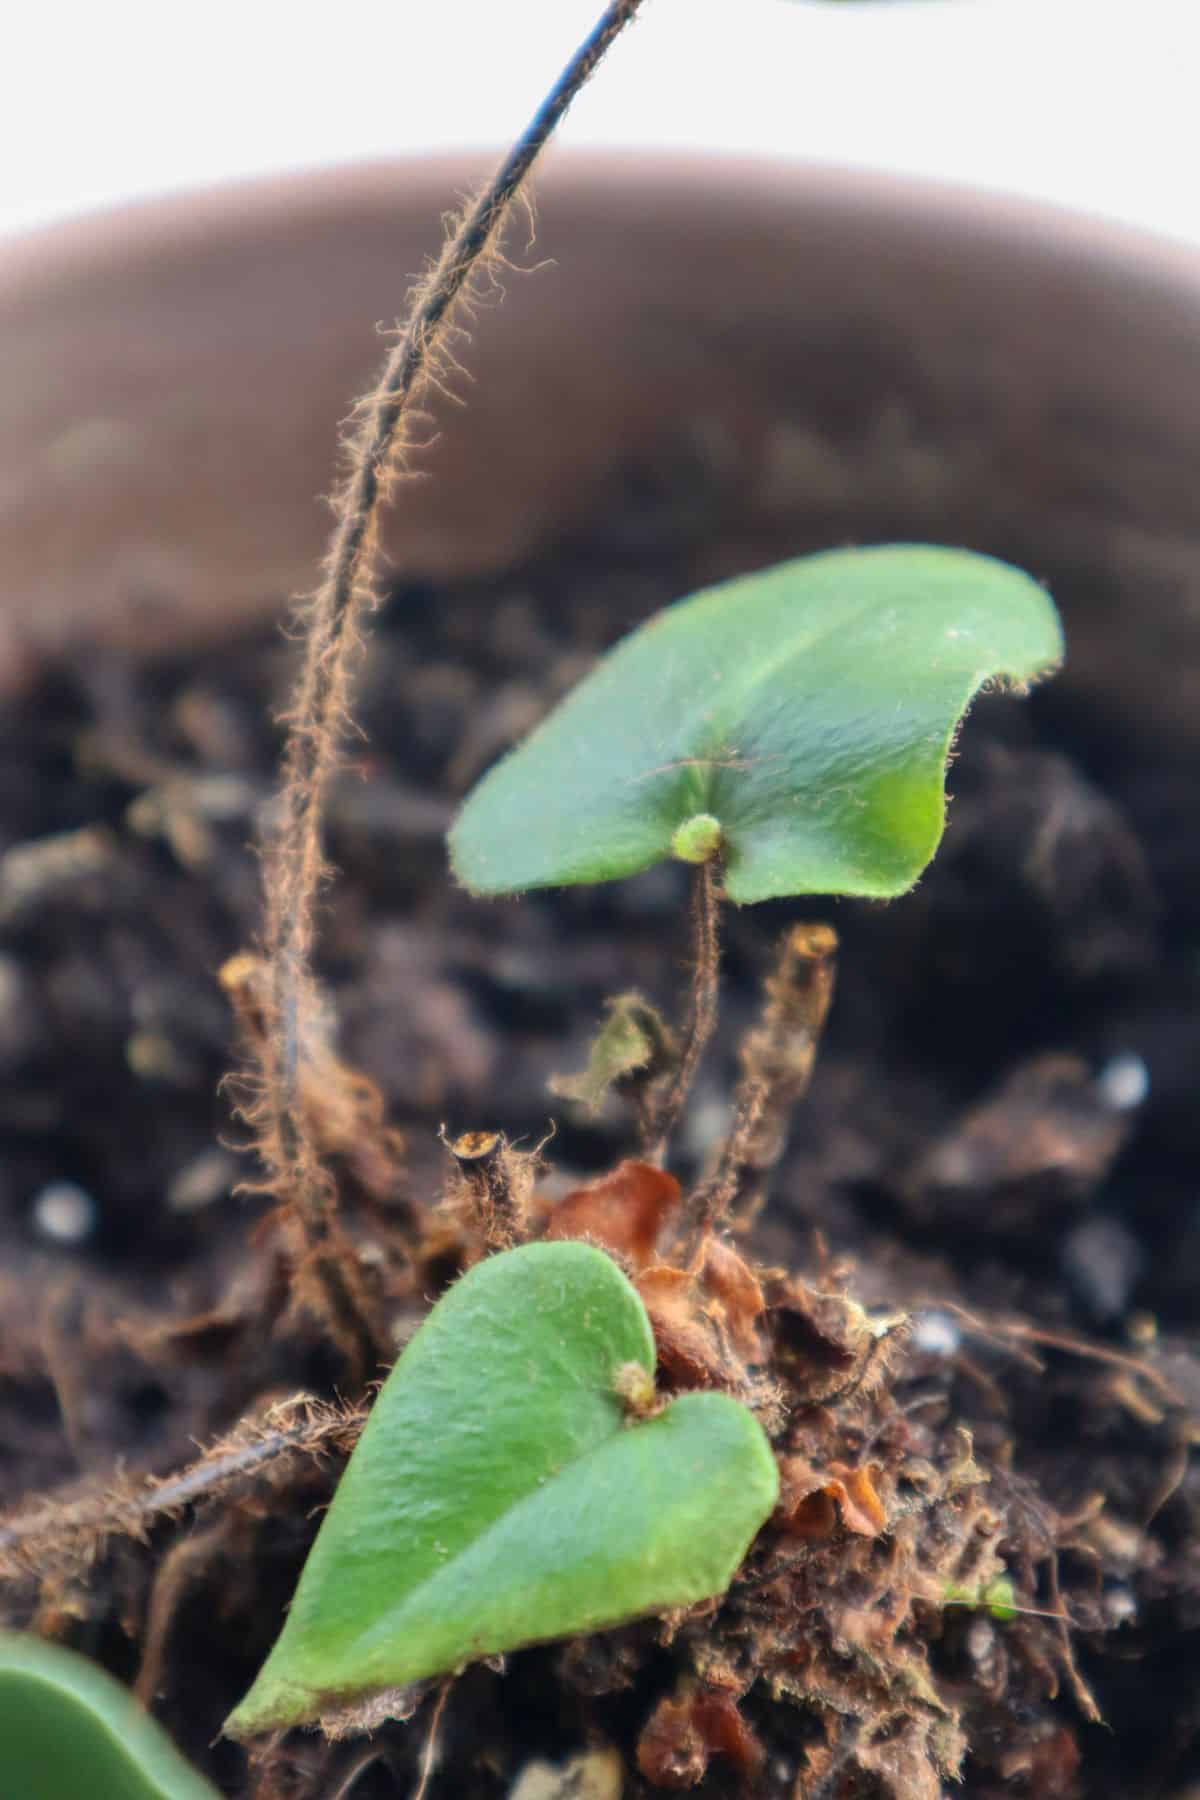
[648,858,722,1160]
[0,1397,363,1581]
[258,0,646,1241]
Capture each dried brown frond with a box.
[634,1242,784,1431]
[777,1456,889,1540]
[769,1276,909,1409]
[0,1394,363,1584]
[249,0,647,1329]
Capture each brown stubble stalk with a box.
[686,920,838,1252]
[253,1,646,1323]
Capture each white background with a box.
[1,0,1195,246]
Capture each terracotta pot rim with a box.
[4,146,1198,297]
[2,144,1198,754]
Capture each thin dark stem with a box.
[648,858,722,1161]
[259,0,646,1241]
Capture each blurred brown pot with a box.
[0,150,1198,758]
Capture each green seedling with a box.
[231,543,1062,1741]
[942,1574,1075,1627]
[943,1575,1019,1622]
[450,544,1063,903]
[0,1631,219,1800]
[228,1241,778,1738]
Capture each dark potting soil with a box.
[0,491,1199,1800]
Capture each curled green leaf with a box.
[549,991,676,1115]
[449,545,1062,904]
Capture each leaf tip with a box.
[221,1690,270,1743]
[223,1665,318,1743]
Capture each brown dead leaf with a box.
[636,1683,762,1789]
[700,1239,765,1359]
[635,1242,777,1392]
[778,1455,888,1540]
[545,1160,680,1268]
[828,1460,889,1535]
[636,1265,729,1389]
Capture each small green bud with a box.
[942,1573,1018,1622]
[670,813,722,864]
[983,1576,1017,1622]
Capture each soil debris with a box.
[0,498,1197,1795]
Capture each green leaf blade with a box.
[0,1633,219,1800]
[347,1390,777,1689]
[227,1242,778,1738]
[449,545,1063,903]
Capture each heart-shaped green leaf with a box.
[0,1632,219,1800]
[227,1242,778,1737]
[449,545,1062,903]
